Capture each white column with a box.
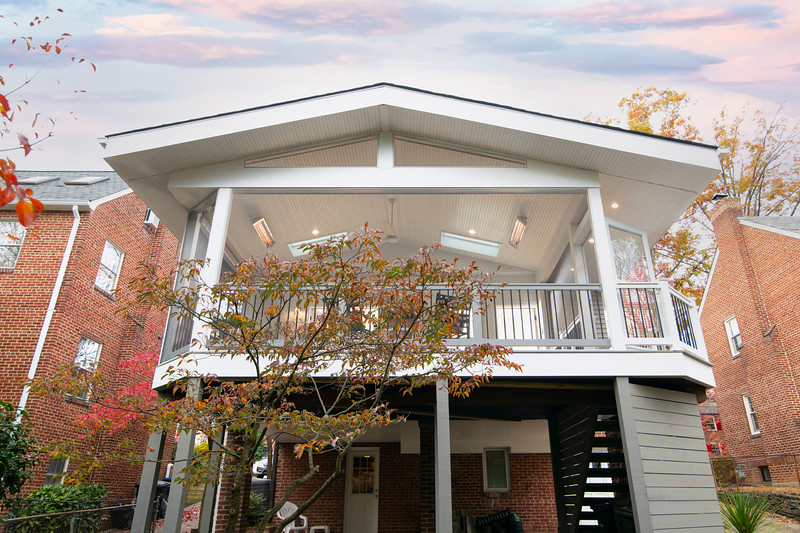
[190,188,233,345]
[434,380,453,533]
[586,188,627,350]
[377,131,394,168]
[131,432,166,533]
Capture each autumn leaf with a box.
[18,133,31,155]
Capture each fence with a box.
[2,499,135,533]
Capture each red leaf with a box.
[18,133,31,156]
[55,46,61,54]
[0,93,9,119]
[62,32,71,36]
[57,8,64,12]
[90,62,96,72]
[16,199,39,226]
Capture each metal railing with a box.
[617,281,704,357]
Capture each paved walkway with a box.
[774,524,800,532]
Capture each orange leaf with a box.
[16,199,38,226]
[0,93,8,119]
[18,133,31,156]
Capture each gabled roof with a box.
[14,171,128,207]
[100,83,721,240]
[739,216,800,238]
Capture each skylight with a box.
[288,233,347,257]
[440,231,500,257]
[65,176,110,185]
[17,176,59,185]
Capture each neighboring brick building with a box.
[0,170,179,498]
[700,197,800,486]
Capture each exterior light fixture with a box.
[509,216,527,248]
[253,218,274,247]
[588,237,595,244]
[312,228,320,235]
[440,231,500,257]
[468,228,477,235]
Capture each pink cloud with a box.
[97,14,275,39]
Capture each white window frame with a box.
[743,394,760,435]
[94,240,124,293]
[606,219,654,283]
[72,338,102,401]
[725,316,743,357]
[44,457,69,485]
[482,447,511,493]
[0,219,26,269]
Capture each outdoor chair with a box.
[277,501,309,533]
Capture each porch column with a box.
[614,377,653,533]
[434,379,453,533]
[190,188,233,345]
[197,428,225,533]
[163,380,202,533]
[586,188,627,350]
[131,431,166,533]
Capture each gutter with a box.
[16,205,82,422]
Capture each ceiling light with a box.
[312,228,320,235]
[509,216,527,248]
[588,237,595,244]
[253,218,274,247]
[440,231,500,257]
[468,228,477,235]
[288,232,347,257]
[611,202,619,209]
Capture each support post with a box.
[434,380,453,533]
[131,431,166,533]
[586,188,627,350]
[197,428,225,533]
[614,377,653,533]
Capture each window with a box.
[0,220,26,269]
[708,442,721,455]
[44,457,68,485]
[743,395,760,435]
[703,416,722,431]
[71,338,101,401]
[483,448,510,492]
[95,241,124,293]
[608,225,651,282]
[725,316,743,357]
[760,465,772,482]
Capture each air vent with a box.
[65,176,110,185]
[144,209,160,230]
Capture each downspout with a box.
[16,205,81,423]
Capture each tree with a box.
[34,228,519,533]
[0,401,38,510]
[589,88,800,301]
[1,10,94,226]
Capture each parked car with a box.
[252,458,270,478]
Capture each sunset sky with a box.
[3,0,799,170]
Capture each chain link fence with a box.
[2,499,137,533]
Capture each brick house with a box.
[0,171,179,498]
[103,84,726,532]
[700,197,800,487]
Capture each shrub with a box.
[719,491,776,533]
[713,458,737,486]
[14,484,108,533]
[247,493,266,525]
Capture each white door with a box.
[344,448,379,533]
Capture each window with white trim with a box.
[72,338,101,401]
[743,395,760,435]
[44,457,68,485]
[725,316,742,357]
[0,220,25,269]
[483,447,510,492]
[94,240,124,293]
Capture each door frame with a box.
[343,446,380,533]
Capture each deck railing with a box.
[161,281,705,362]
[618,281,705,357]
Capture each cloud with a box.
[462,32,564,54]
[531,43,724,75]
[96,14,276,38]
[149,0,462,35]
[529,2,782,33]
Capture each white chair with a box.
[277,501,308,533]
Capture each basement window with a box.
[760,466,772,482]
[483,448,510,492]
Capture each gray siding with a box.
[628,383,723,533]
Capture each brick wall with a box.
[0,194,179,498]
[702,198,800,485]
[273,442,557,532]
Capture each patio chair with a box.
[277,501,309,533]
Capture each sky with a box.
[2,0,799,171]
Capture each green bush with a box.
[712,458,737,486]
[14,484,108,533]
[719,491,776,533]
[247,493,266,525]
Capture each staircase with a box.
[550,406,630,533]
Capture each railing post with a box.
[470,298,483,341]
[657,281,678,349]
